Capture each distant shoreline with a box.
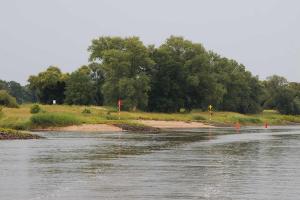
[1,104,300,137]
[31,120,300,133]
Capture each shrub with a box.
[82,108,91,114]
[192,115,206,121]
[30,104,41,114]
[105,107,118,113]
[30,113,81,127]
[105,114,119,120]
[240,117,262,124]
[9,121,31,130]
[0,90,19,108]
[232,116,262,124]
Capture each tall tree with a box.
[209,54,263,113]
[148,46,187,112]
[88,36,154,110]
[274,87,300,115]
[262,75,300,114]
[149,36,225,112]
[0,80,33,103]
[64,64,105,105]
[262,75,288,109]
[28,66,68,104]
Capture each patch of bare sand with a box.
[35,124,122,132]
[136,120,214,129]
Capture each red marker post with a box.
[265,121,268,128]
[235,122,241,133]
[118,99,122,119]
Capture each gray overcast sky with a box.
[0,0,299,85]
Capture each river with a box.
[1,126,300,200]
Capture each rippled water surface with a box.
[1,126,300,200]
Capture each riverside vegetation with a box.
[0,36,299,137]
[0,104,299,132]
[1,36,299,116]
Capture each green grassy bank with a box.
[0,104,299,131]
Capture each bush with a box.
[105,107,118,113]
[192,115,206,121]
[0,90,19,108]
[232,116,262,124]
[105,113,119,120]
[239,117,262,124]
[30,113,81,127]
[8,121,31,130]
[82,108,91,114]
[30,104,41,114]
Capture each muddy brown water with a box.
[1,126,300,200]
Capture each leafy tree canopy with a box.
[88,36,154,110]
[28,66,68,104]
[0,90,19,108]
[64,64,105,105]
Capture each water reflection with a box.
[0,126,300,200]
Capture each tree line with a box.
[1,36,299,115]
[0,80,32,104]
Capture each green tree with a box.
[148,47,186,112]
[209,54,263,114]
[0,90,18,108]
[275,87,300,115]
[28,66,68,104]
[64,65,105,105]
[262,75,288,109]
[262,75,300,115]
[0,80,33,103]
[184,54,226,111]
[88,36,154,110]
[148,36,208,112]
[88,62,105,105]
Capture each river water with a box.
[0,126,300,200]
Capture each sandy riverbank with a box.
[32,120,214,132]
[33,124,123,132]
[136,120,214,129]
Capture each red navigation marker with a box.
[118,99,122,120]
[265,122,268,128]
[235,122,241,132]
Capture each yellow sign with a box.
[208,105,213,120]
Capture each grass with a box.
[0,104,299,131]
[30,113,82,128]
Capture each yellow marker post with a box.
[208,105,213,120]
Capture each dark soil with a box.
[0,130,42,140]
